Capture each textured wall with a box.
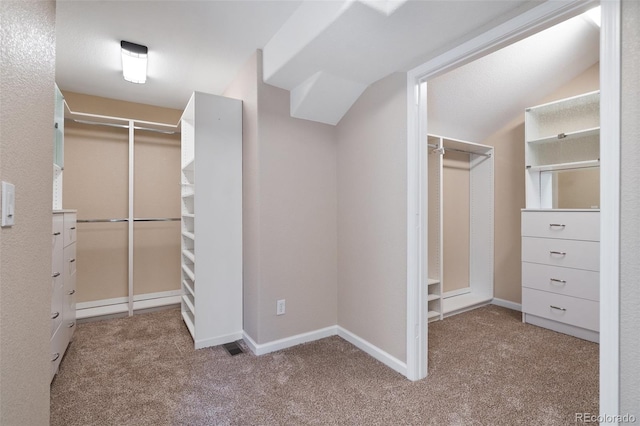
[620,0,640,415]
[0,0,56,424]
[336,72,407,362]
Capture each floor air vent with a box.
[223,341,243,356]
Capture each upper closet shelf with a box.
[526,127,600,145]
[527,159,600,172]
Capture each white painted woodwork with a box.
[180,92,243,349]
[51,210,77,382]
[522,262,600,302]
[521,237,599,271]
[427,135,494,320]
[521,210,600,241]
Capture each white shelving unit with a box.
[180,92,243,349]
[521,91,600,342]
[427,135,494,320]
[524,91,600,209]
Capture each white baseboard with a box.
[77,291,182,321]
[242,325,407,377]
[336,326,407,377]
[195,331,245,350]
[243,326,337,356]
[491,298,522,312]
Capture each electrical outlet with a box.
[276,299,285,316]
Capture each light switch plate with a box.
[1,181,15,227]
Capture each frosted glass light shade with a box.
[121,41,148,84]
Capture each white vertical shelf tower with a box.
[521,91,600,342]
[427,135,494,319]
[180,92,243,349]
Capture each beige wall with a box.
[442,152,470,292]
[62,97,181,303]
[0,1,55,424]
[336,72,408,362]
[225,51,338,344]
[620,0,640,414]
[482,63,600,303]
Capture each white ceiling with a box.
[427,12,599,142]
[56,0,589,126]
[55,0,539,119]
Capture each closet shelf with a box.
[182,231,195,241]
[427,278,440,286]
[427,294,440,302]
[526,127,599,145]
[427,310,440,320]
[527,159,600,172]
[182,249,195,263]
[181,263,195,281]
[182,191,195,198]
[182,294,195,315]
[182,213,195,218]
[183,279,195,297]
[182,159,195,172]
[181,310,195,337]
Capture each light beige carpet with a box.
[50,305,598,425]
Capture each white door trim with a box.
[405,0,616,397]
[598,0,621,419]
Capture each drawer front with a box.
[50,327,65,382]
[522,262,599,301]
[522,211,599,241]
[522,287,599,332]
[63,212,77,247]
[522,237,599,271]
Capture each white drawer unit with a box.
[521,262,599,302]
[521,237,599,271]
[521,210,600,343]
[51,210,77,382]
[522,288,599,332]
[521,210,599,241]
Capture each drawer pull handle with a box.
[53,232,61,236]
[51,312,60,319]
[550,278,567,284]
[550,305,567,312]
[69,258,76,263]
[70,227,76,230]
[52,272,61,278]
[550,251,566,256]
[549,224,565,228]
[51,353,60,362]
[68,321,76,328]
[68,289,76,295]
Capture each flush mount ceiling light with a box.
[121,40,148,84]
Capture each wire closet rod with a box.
[70,119,178,135]
[77,217,180,223]
[430,145,491,158]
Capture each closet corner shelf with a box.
[182,231,195,240]
[527,159,600,172]
[526,127,600,145]
[427,294,440,302]
[182,191,195,198]
[427,278,440,286]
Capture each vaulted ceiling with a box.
[56,1,594,127]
